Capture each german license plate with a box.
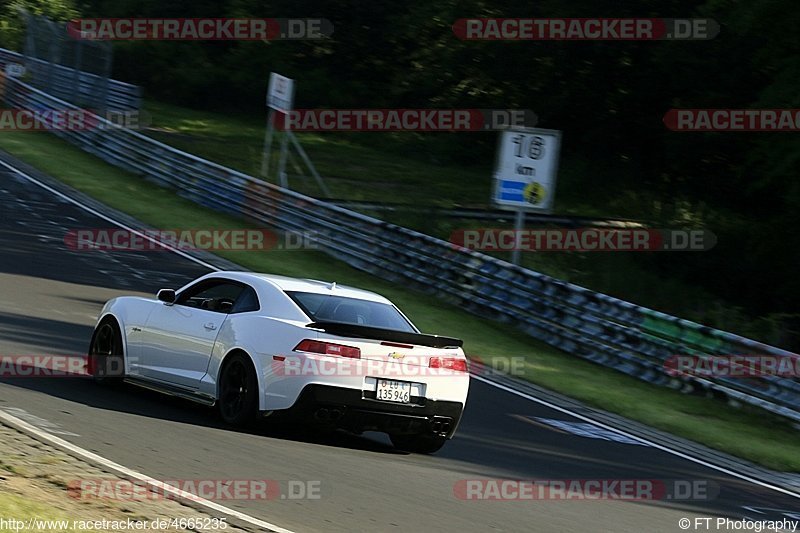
[376,379,411,403]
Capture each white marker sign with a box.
[266,72,294,113]
[493,127,562,212]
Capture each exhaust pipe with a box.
[314,408,330,421]
[431,417,453,434]
[329,409,343,421]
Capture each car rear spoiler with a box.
[306,321,463,349]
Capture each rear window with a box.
[287,291,416,332]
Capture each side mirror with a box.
[157,289,176,305]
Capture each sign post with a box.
[492,127,562,264]
[261,72,295,185]
[260,110,275,178]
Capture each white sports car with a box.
[90,271,470,453]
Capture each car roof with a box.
[212,271,393,304]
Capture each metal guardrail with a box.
[5,77,799,423]
[0,48,140,113]
[327,199,646,228]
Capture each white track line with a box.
[2,156,799,504]
[0,159,219,271]
[0,410,294,533]
[471,374,800,500]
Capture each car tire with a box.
[390,433,448,454]
[218,353,258,427]
[89,318,124,385]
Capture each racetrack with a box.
[0,162,798,532]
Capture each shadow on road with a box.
[0,372,403,457]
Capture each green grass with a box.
[144,100,493,206]
[0,492,97,532]
[1,130,798,472]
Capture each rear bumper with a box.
[277,384,465,438]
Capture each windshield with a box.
[287,291,416,333]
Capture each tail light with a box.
[429,357,468,372]
[293,339,361,359]
[381,341,414,349]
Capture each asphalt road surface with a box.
[0,165,798,532]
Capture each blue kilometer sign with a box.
[493,128,562,212]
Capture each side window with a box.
[176,280,244,314]
[230,286,260,314]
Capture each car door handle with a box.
[203,322,217,330]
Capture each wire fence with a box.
[0,46,140,114]
[15,13,134,113]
